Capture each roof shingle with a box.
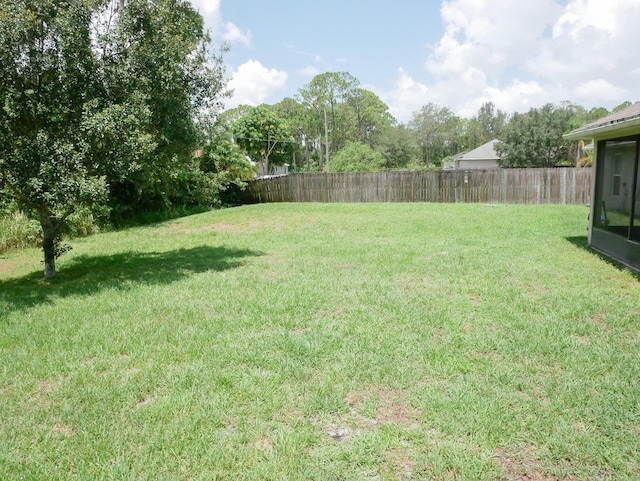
[569,102,640,136]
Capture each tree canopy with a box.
[495,103,576,168]
[0,0,229,277]
[331,142,386,173]
[296,72,394,171]
[409,103,461,167]
[232,105,293,176]
[226,70,630,174]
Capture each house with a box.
[454,139,501,170]
[253,161,289,178]
[565,102,640,271]
[443,151,466,170]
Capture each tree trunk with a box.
[305,139,310,171]
[324,108,330,172]
[40,214,58,279]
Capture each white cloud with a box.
[418,0,640,116]
[225,60,288,109]
[297,65,320,77]
[479,80,546,114]
[416,0,563,116]
[574,79,627,102]
[427,0,561,78]
[221,21,251,46]
[375,68,435,123]
[553,0,619,40]
[190,0,251,46]
[532,0,640,87]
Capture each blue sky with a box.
[192,0,640,123]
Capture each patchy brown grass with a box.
[52,424,73,437]
[494,447,580,481]
[250,437,274,453]
[332,263,358,269]
[135,391,154,408]
[316,385,423,445]
[381,448,418,480]
[591,314,610,331]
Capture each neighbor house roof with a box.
[565,102,640,140]
[458,139,500,161]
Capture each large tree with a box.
[409,103,462,167]
[348,88,394,148]
[0,0,108,278]
[463,101,507,150]
[88,0,229,216]
[496,103,575,168]
[232,106,293,176]
[0,0,228,277]
[270,98,310,172]
[297,72,360,170]
[375,124,420,170]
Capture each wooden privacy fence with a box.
[239,168,592,205]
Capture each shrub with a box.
[0,208,101,253]
[331,142,387,172]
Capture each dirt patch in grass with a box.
[31,380,56,407]
[203,223,253,233]
[591,314,610,331]
[382,448,418,480]
[376,401,421,427]
[347,385,422,427]
[53,423,73,437]
[135,391,154,408]
[0,260,14,275]
[311,306,345,322]
[473,351,502,361]
[203,216,318,234]
[494,447,579,481]
[290,326,312,334]
[250,437,274,453]
[0,253,33,279]
[502,275,549,299]
[470,294,482,305]
[162,221,266,235]
[317,386,423,443]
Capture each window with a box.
[612,154,622,197]
[593,137,638,238]
[633,151,640,243]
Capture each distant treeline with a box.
[222,71,629,174]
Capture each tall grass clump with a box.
[0,211,41,252]
[0,209,101,253]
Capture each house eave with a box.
[565,117,640,141]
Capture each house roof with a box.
[458,139,500,161]
[565,102,640,140]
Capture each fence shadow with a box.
[0,245,261,317]
[564,236,640,280]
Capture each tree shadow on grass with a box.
[0,245,262,317]
[564,236,640,281]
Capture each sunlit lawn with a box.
[1,203,639,480]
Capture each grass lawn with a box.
[1,202,639,480]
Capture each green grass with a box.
[1,203,639,480]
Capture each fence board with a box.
[239,168,592,205]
